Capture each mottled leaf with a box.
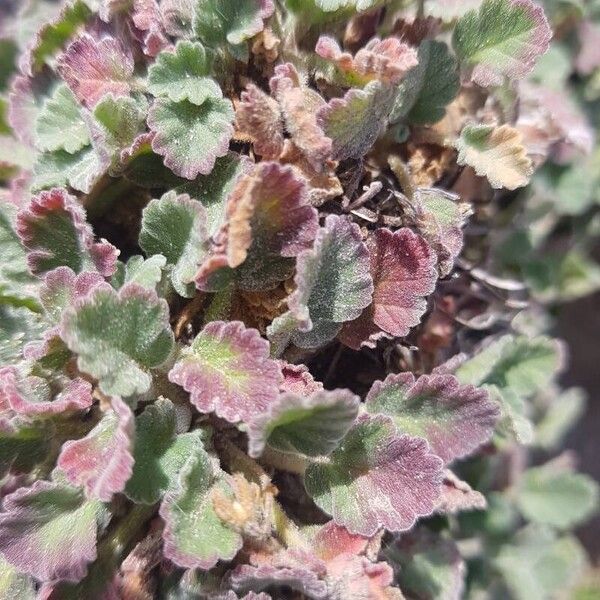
[35,84,89,154]
[57,396,134,502]
[248,389,360,458]
[148,41,221,105]
[0,481,102,583]
[516,463,599,529]
[16,188,119,276]
[61,282,174,397]
[317,80,397,160]
[366,373,499,463]
[169,320,282,423]
[140,191,208,297]
[148,96,234,180]
[384,528,465,600]
[57,34,134,107]
[392,40,459,125]
[160,448,242,569]
[304,414,443,536]
[340,228,437,349]
[455,124,533,190]
[452,0,552,87]
[0,555,36,599]
[0,366,93,416]
[316,35,418,86]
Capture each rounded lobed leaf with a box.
[0,366,93,417]
[452,0,552,87]
[147,40,222,105]
[139,191,209,297]
[160,449,243,569]
[148,96,234,180]
[169,320,282,423]
[339,227,437,349]
[455,123,533,190]
[57,33,135,108]
[16,188,119,277]
[60,282,175,397]
[247,388,360,458]
[435,470,487,515]
[365,372,500,464]
[304,414,443,536]
[57,396,135,502]
[125,397,206,504]
[278,361,324,396]
[0,481,102,583]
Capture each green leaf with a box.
[452,0,552,87]
[494,526,587,600]
[516,463,599,529]
[392,41,459,126]
[160,448,242,569]
[0,555,35,600]
[247,389,360,458]
[140,192,208,297]
[111,254,167,290]
[455,123,533,190]
[148,96,234,180]
[126,398,207,504]
[61,282,174,397]
[304,414,443,536]
[535,387,586,450]
[0,417,54,478]
[148,41,221,105]
[35,84,89,154]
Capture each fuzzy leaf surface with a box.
[304,414,443,536]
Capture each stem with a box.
[260,446,311,476]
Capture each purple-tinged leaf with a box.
[278,361,324,396]
[236,83,284,160]
[312,521,370,560]
[8,75,42,147]
[575,21,600,75]
[0,366,93,417]
[0,481,103,583]
[270,214,373,350]
[60,282,174,397]
[196,162,318,291]
[452,0,552,87]
[317,80,397,160]
[132,0,169,57]
[339,228,437,350]
[57,34,134,108]
[316,35,418,86]
[269,63,332,169]
[366,372,500,463]
[57,396,134,502]
[140,191,208,297]
[384,528,466,600]
[248,389,359,458]
[160,449,243,569]
[435,470,487,515]
[19,1,91,77]
[16,188,119,277]
[161,0,195,37]
[148,96,234,180]
[125,398,206,504]
[169,320,282,424]
[304,414,443,536]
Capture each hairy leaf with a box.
[452,0,552,86]
[340,228,437,349]
[0,481,102,583]
[366,373,500,463]
[57,396,134,502]
[148,41,221,105]
[248,389,360,458]
[125,398,206,504]
[148,96,234,180]
[160,449,242,569]
[455,124,533,190]
[111,254,166,290]
[304,414,443,536]
[140,191,208,297]
[169,320,282,423]
[0,555,36,599]
[61,282,174,397]
[16,188,119,277]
